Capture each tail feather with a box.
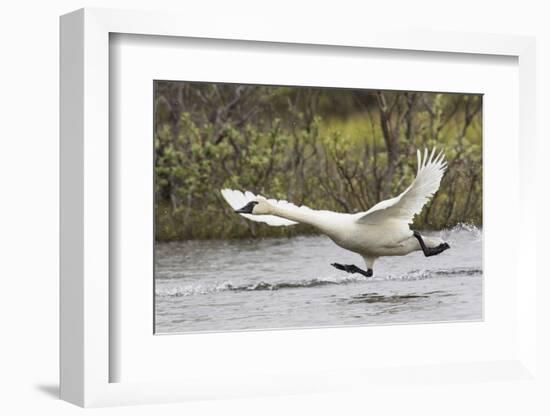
[422,235,445,248]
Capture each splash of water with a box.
[440,223,482,243]
[155,267,482,297]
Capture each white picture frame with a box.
[60,7,538,407]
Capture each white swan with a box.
[221,148,450,277]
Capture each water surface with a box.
[155,225,482,333]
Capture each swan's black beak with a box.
[235,201,258,214]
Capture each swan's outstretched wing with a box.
[221,189,311,227]
[357,148,447,225]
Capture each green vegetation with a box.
[155,82,482,241]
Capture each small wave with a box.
[156,274,368,297]
[155,267,482,297]
[348,293,430,305]
[371,267,482,282]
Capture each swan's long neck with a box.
[269,205,319,227]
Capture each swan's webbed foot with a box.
[413,231,451,257]
[331,263,373,277]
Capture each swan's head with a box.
[234,197,271,215]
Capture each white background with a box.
[1,1,548,415]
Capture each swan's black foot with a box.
[413,231,451,257]
[331,263,373,277]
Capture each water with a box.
[155,225,482,333]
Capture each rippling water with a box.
[155,225,482,333]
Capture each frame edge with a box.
[59,8,85,407]
[58,6,539,407]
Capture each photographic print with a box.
[154,81,482,334]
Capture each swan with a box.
[221,148,450,277]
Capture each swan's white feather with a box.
[357,148,447,224]
[220,189,301,226]
[220,148,449,268]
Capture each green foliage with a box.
[154,83,482,241]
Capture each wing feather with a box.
[357,148,447,225]
[221,189,301,226]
